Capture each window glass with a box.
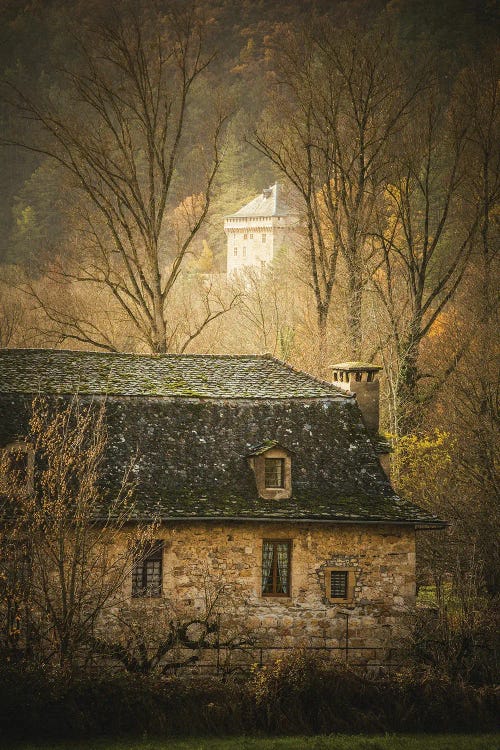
[262,540,291,595]
[265,458,284,488]
[330,570,348,599]
[6,449,29,478]
[132,540,163,597]
[1,443,33,494]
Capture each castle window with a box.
[234,249,238,256]
[325,568,355,603]
[262,234,267,243]
[265,458,285,488]
[244,233,248,240]
[262,540,291,596]
[132,540,163,598]
[243,247,246,257]
[0,442,34,496]
[250,233,254,239]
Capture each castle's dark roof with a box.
[0,349,348,399]
[226,183,293,219]
[0,350,445,528]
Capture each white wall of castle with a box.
[224,215,296,276]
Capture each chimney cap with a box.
[330,362,383,372]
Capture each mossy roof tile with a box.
[0,349,346,399]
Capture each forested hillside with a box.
[0,0,498,678]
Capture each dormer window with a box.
[0,442,34,496]
[247,441,293,500]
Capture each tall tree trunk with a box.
[396,326,422,435]
[346,265,363,360]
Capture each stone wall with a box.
[120,521,416,668]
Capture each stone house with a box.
[0,349,443,668]
[224,183,298,277]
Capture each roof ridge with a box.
[264,353,353,399]
[0,348,275,361]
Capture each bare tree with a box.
[370,86,481,433]
[0,397,150,669]
[0,294,25,348]
[253,20,424,360]
[0,267,33,348]
[230,266,296,360]
[90,570,254,676]
[2,5,234,353]
[455,51,500,339]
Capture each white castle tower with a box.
[224,183,297,277]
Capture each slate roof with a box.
[226,183,292,218]
[0,349,445,528]
[128,492,441,526]
[0,349,348,399]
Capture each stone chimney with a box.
[331,362,391,477]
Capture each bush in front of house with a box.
[250,652,499,735]
[0,655,497,740]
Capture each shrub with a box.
[0,655,497,740]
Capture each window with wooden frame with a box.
[325,568,355,603]
[264,457,285,488]
[132,540,163,598]
[0,538,31,644]
[0,442,34,496]
[262,540,291,597]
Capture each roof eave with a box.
[117,515,446,528]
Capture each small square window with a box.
[325,568,355,603]
[262,540,291,596]
[249,233,253,239]
[132,540,163,598]
[265,458,284,488]
[243,233,248,240]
